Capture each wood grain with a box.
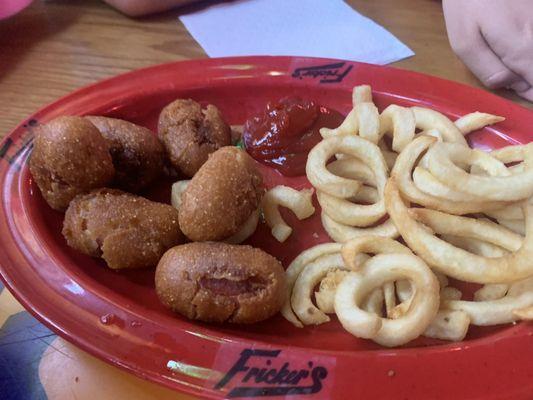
[0,0,531,136]
[0,2,530,399]
[0,0,530,135]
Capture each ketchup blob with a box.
[243,97,344,176]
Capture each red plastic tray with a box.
[0,56,532,399]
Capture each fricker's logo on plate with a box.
[215,349,328,398]
[291,62,353,84]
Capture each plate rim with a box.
[1,55,532,400]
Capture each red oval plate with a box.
[0,56,532,400]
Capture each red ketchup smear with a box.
[243,97,344,176]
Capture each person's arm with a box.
[103,0,199,17]
[443,0,533,101]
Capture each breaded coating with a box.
[29,116,114,211]
[155,242,286,324]
[86,116,165,192]
[158,99,231,177]
[178,147,263,241]
[62,188,183,269]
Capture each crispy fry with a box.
[293,84,532,346]
[306,135,387,198]
[352,84,373,106]
[317,190,385,227]
[225,208,260,245]
[396,279,412,302]
[497,218,526,236]
[341,236,411,271]
[410,208,523,252]
[171,180,190,210]
[385,178,533,283]
[335,254,439,347]
[391,136,508,214]
[513,306,533,320]
[292,253,346,325]
[315,269,349,314]
[424,310,470,341]
[379,105,416,152]
[321,212,399,242]
[327,158,375,186]
[434,272,449,289]
[357,103,380,143]
[412,107,467,145]
[262,186,315,242]
[441,235,508,258]
[362,288,384,316]
[443,277,533,325]
[474,284,508,301]
[412,166,484,202]
[320,98,378,141]
[426,142,533,201]
[441,286,462,301]
[454,112,504,135]
[320,109,358,139]
[316,153,388,227]
[351,186,379,204]
[282,243,342,327]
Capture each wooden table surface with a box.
[0,1,531,399]
[0,0,531,136]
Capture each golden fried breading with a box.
[29,116,114,211]
[155,242,286,324]
[178,147,263,241]
[158,99,231,177]
[86,116,165,192]
[62,188,183,269]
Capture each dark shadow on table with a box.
[139,0,241,21]
[0,1,80,83]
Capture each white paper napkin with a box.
[179,0,414,64]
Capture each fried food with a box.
[385,178,533,284]
[291,253,346,325]
[352,84,372,106]
[319,103,379,142]
[287,83,532,346]
[379,104,415,152]
[315,269,349,314]
[281,243,342,328]
[170,179,190,210]
[341,236,412,270]
[443,277,533,325]
[426,142,533,201]
[262,186,315,242]
[335,254,440,347]
[86,116,165,192]
[454,112,504,135]
[158,99,231,177]
[391,136,509,214]
[423,310,470,342]
[178,147,263,242]
[171,179,259,244]
[308,130,401,241]
[155,242,285,324]
[29,116,114,211]
[474,284,508,301]
[320,212,399,242]
[225,209,260,245]
[62,188,183,269]
[341,236,412,319]
[289,236,415,325]
[411,106,467,145]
